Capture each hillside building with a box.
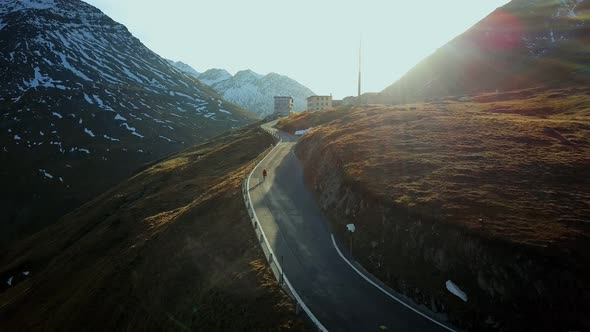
[307,95,333,111]
[274,96,293,117]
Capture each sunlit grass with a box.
[280,86,590,250]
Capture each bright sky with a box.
[85,0,510,99]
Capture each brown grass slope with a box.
[373,0,590,104]
[277,87,590,330]
[0,125,306,332]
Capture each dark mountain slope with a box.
[0,0,257,245]
[0,125,306,331]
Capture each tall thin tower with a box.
[357,38,362,106]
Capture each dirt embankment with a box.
[0,125,307,332]
[285,89,590,331]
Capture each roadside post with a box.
[346,223,356,257]
[280,255,284,285]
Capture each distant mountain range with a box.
[0,0,255,245]
[167,62,316,116]
[371,0,590,103]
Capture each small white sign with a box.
[446,280,468,302]
[346,224,356,233]
[295,127,313,136]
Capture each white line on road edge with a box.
[246,128,328,332]
[330,234,457,332]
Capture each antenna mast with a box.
[357,37,362,106]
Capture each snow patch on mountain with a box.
[114,114,127,121]
[83,93,93,104]
[159,135,175,142]
[103,134,119,142]
[84,128,95,137]
[56,51,92,81]
[39,168,54,179]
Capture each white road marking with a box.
[330,234,457,332]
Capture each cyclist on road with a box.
[262,169,267,181]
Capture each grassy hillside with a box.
[372,0,590,104]
[279,87,590,248]
[277,87,590,330]
[0,125,307,332]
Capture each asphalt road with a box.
[248,123,454,332]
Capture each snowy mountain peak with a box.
[197,68,232,86]
[166,59,200,78]
[234,69,264,80]
[265,72,290,80]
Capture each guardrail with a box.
[242,127,328,332]
[263,127,279,140]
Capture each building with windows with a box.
[273,96,293,117]
[307,95,333,111]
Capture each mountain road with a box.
[247,123,455,332]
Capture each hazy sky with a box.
[85,0,510,98]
